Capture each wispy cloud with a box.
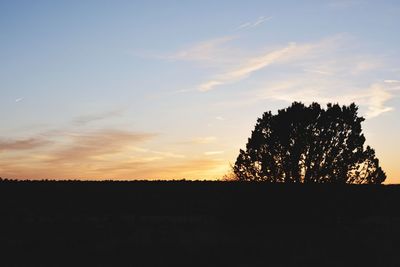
[47,130,156,163]
[160,17,270,68]
[71,157,225,180]
[165,36,238,65]
[198,43,298,91]
[236,16,272,30]
[258,78,397,119]
[0,127,221,179]
[73,110,123,126]
[0,129,160,179]
[205,32,397,119]
[197,39,330,92]
[296,52,382,78]
[365,83,394,118]
[328,0,363,9]
[191,136,217,144]
[0,126,227,180]
[197,35,348,92]
[303,69,333,76]
[132,147,185,159]
[163,32,347,94]
[204,151,224,156]
[0,138,49,152]
[150,158,228,179]
[353,61,382,74]
[384,80,400,84]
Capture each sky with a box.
[0,0,399,182]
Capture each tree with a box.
[233,102,386,184]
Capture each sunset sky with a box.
[1,1,399,182]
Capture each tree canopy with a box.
[233,102,386,184]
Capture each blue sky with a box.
[0,0,399,182]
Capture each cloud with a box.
[192,136,217,144]
[132,147,185,159]
[384,80,400,84]
[0,128,202,180]
[205,32,397,119]
[0,129,161,179]
[151,150,185,158]
[353,61,381,74]
[204,151,224,156]
[197,36,341,92]
[303,69,333,75]
[62,157,224,180]
[199,43,301,91]
[258,78,396,119]
[73,110,123,125]
[15,98,23,103]
[165,36,238,64]
[47,130,157,163]
[296,51,382,78]
[328,0,363,9]
[150,158,228,179]
[89,159,155,174]
[160,17,272,70]
[365,83,394,118]
[215,116,225,121]
[236,16,272,30]
[0,138,49,152]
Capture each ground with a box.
[1,181,399,266]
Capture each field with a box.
[1,181,400,266]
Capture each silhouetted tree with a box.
[233,102,386,184]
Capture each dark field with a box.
[1,181,400,266]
